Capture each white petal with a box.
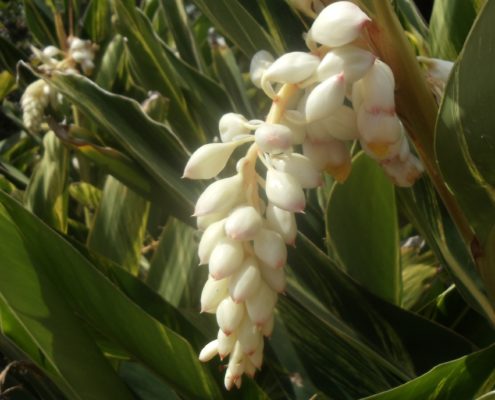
[198,219,226,265]
[217,329,237,359]
[216,297,245,335]
[196,210,227,231]
[209,238,244,280]
[266,203,297,245]
[255,123,293,154]
[219,113,251,143]
[254,229,287,269]
[250,50,275,88]
[261,314,275,337]
[200,277,229,313]
[229,257,262,302]
[265,169,306,212]
[361,59,396,111]
[183,142,240,179]
[199,340,219,362]
[225,206,263,241]
[194,174,243,216]
[260,263,287,293]
[238,318,262,355]
[318,45,375,83]
[310,1,371,48]
[264,52,320,84]
[305,74,346,123]
[248,336,265,369]
[272,153,322,188]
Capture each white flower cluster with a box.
[21,37,97,132]
[185,1,424,390]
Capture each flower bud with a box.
[381,154,423,187]
[209,238,244,280]
[43,45,60,58]
[417,56,454,84]
[198,219,225,265]
[254,229,287,269]
[183,142,240,179]
[303,137,351,181]
[201,277,229,313]
[217,329,237,359]
[238,318,262,355]
[260,263,287,293]
[261,314,275,337]
[307,105,358,143]
[281,111,306,145]
[250,50,275,88]
[317,45,375,83]
[361,59,396,111]
[265,169,306,212]
[197,211,227,231]
[357,108,402,159]
[217,297,245,335]
[248,333,265,368]
[310,1,371,48]
[246,281,277,326]
[255,123,293,154]
[194,174,243,216]
[244,358,257,378]
[199,340,219,362]
[226,342,245,384]
[229,257,262,302]
[263,52,320,85]
[305,73,346,123]
[219,113,251,143]
[272,153,322,188]
[225,205,262,241]
[266,203,297,245]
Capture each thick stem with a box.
[370,1,474,245]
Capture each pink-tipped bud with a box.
[194,174,243,217]
[196,211,227,231]
[266,203,297,245]
[272,153,322,189]
[255,123,293,154]
[250,50,275,89]
[229,257,262,302]
[217,329,237,358]
[307,105,358,142]
[361,59,396,111]
[381,154,424,187]
[201,276,229,313]
[265,169,306,212]
[305,74,346,123]
[261,314,275,337]
[219,113,252,143]
[183,142,240,180]
[310,1,371,48]
[317,45,375,83]
[244,357,257,378]
[248,337,265,369]
[225,206,262,241]
[260,263,287,293]
[303,137,349,170]
[209,238,244,280]
[254,229,287,269]
[417,56,454,85]
[246,281,278,325]
[199,340,219,362]
[238,318,262,354]
[198,219,225,265]
[216,297,245,335]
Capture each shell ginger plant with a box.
[0,0,495,398]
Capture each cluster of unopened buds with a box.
[184,1,424,389]
[21,36,97,132]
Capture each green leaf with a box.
[192,0,278,58]
[0,191,222,399]
[0,201,134,400]
[82,0,112,43]
[289,234,474,380]
[87,176,149,274]
[435,0,495,294]
[46,72,198,222]
[0,37,26,74]
[393,0,429,40]
[24,131,69,232]
[364,344,495,400]
[326,152,401,304]
[24,0,57,46]
[0,71,16,101]
[68,182,101,210]
[429,0,486,59]
[94,35,126,91]
[147,217,200,307]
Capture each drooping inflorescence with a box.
[184,1,423,390]
[21,37,97,132]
